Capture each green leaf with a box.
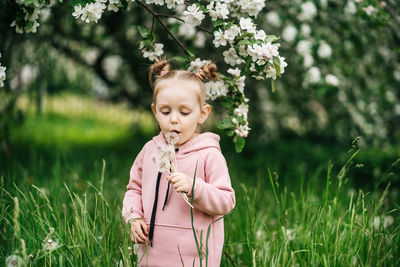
[216,119,234,130]
[265,35,279,43]
[24,0,36,4]
[212,19,225,28]
[271,79,276,93]
[137,26,149,38]
[245,57,252,73]
[237,39,254,46]
[224,21,234,30]
[139,39,153,47]
[187,50,196,59]
[172,56,188,63]
[234,136,245,153]
[226,129,235,137]
[274,57,281,76]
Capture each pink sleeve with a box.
[122,146,145,222]
[188,148,235,216]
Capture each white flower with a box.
[234,103,249,120]
[285,228,295,241]
[6,255,23,267]
[247,43,279,64]
[183,4,205,26]
[303,53,314,68]
[278,56,288,75]
[214,2,230,20]
[223,47,244,66]
[298,1,317,22]
[188,58,211,72]
[213,29,227,47]
[239,17,256,33]
[317,41,332,58]
[234,124,250,137]
[300,24,311,37]
[373,216,380,230]
[320,0,328,8]
[227,68,241,77]
[265,64,277,80]
[142,43,164,61]
[0,65,6,88]
[296,40,312,55]
[205,80,228,101]
[10,20,24,34]
[238,45,248,57]
[207,1,229,21]
[108,0,122,12]
[224,25,241,43]
[145,0,164,5]
[85,2,107,23]
[325,74,339,86]
[178,23,196,39]
[24,7,40,21]
[383,215,394,229]
[363,6,377,16]
[282,25,297,42]
[394,70,400,81]
[236,76,246,94]
[164,0,184,9]
[43,239,59,251]
[306,67,321,84]
[265,11,281,27]
[194,32,206,48]
[239,0,251,9]
[344,1,357,15]
[254,30,266,41]
[239,0,265,17]
[102,55,122,80]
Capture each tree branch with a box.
[157,13,212,35]
[137,1,192,57]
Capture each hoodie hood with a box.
[152,131,221,155]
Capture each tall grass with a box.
[1,94,399,266]
[222,146,399,266]
[1,149,398,266]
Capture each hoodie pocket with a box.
[152,224,206,260]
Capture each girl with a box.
[122,60,235,267]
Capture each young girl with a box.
[122,60,235,267]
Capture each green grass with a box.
[1,94,399,266]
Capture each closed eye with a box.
[181,111,190,116]
[161,111,170,115]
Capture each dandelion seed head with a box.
[6,254,23,267]
[165,132,179,146]
[42,239,59,251]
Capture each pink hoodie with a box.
[122,132,235,267]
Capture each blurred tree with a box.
[0,0,399,153]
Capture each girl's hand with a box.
[130,219,149,243]
[167,172,190,193]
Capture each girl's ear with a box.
[151,103,156,116]
[198,104,211,124]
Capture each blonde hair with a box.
[149,60,219,105]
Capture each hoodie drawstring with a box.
[149,172,162,246]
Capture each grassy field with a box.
[1,94,399,266]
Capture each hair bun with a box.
[197,63,218,81]
[149,60,171,86]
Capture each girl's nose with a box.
[170,111,179,124]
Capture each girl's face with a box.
[151,79,211,146]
